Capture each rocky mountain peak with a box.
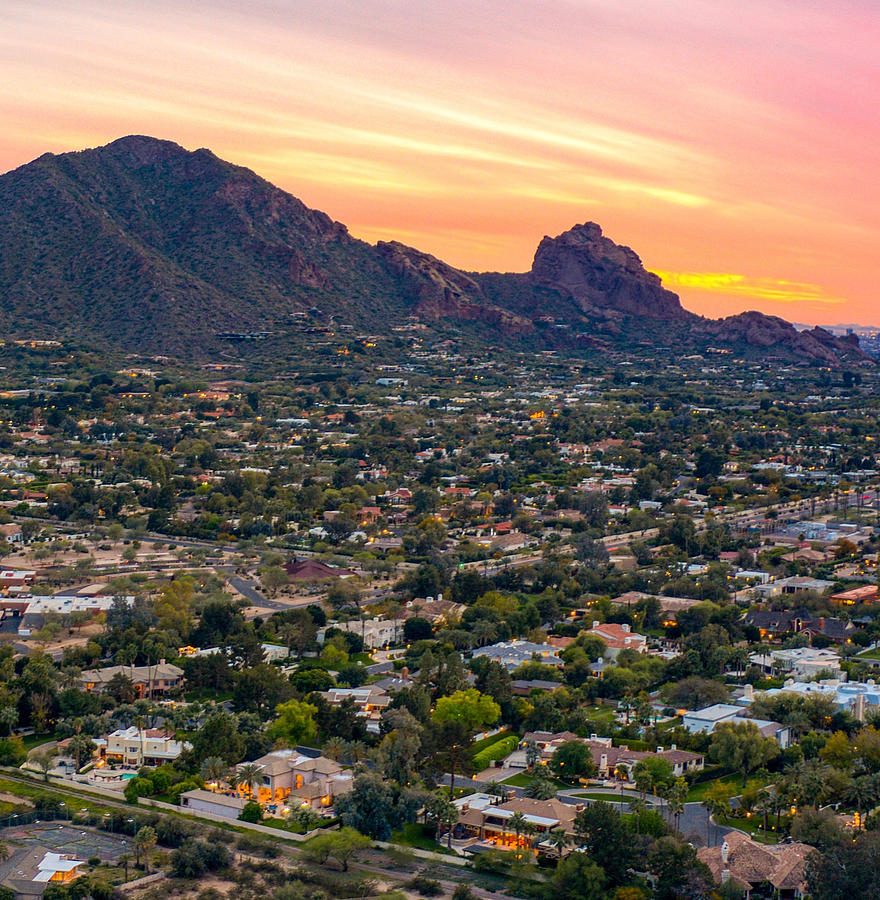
[529,223,688,320]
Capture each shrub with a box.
[407,875,442,897]
[239,800,263,823]
[472,734,519,771]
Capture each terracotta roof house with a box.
[240,749,353,810]
[698,832,813,899]
[446,792,580,849]
[830,584,878,605]
[584,621,647,658]
[79,662,184,696]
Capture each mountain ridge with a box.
[0,135,869,366]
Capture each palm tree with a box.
[68,734,96,772]
[754,792,774,836]
[546,827,569,859]
[524,740,541,772]
[323,738,344,761]
[701,796,725,845]
[119,853,132,881]
[507,811,528,849]
[235,762,264,800]
[843,775,879,828]
[667,779,687,834]
[133,714,146,765]
[134,825,157,873]
[199,756,229,790]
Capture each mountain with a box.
[0,135,869,365]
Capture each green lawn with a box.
[573,791,642,802]
[471,730,513,755]
[21,732,58,752]
[391,823,455,854]
[718,815,780,844]
[857,648,880,660]
[501,772,570,789]
[685,774,748,802]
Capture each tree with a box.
[432,688,500,733]
[666,778,688,833]
[334,773,398,840]
[632,756,674,799]
[551,851,606,900]
[805,831,880,897]
[302,827,370,871]
[153,578,194,636]
[574,801,631,886]
[134,826,157,873]
[268,698,318,746]
[429,719,473,798]
[427,792,458,850]
[31,749,57,782]
[189,712,245,766]
[239,800,262,823]
[649,836,714,900]
[377,708,422,786]
[525,776,558,800]
[709,720,779,787]
[546,827,569,858]
[67,734,95,772]
[199,756,229,788]
[661,677,728,710]
[261,565,290,596]
[549,740,597,782]
[507,810,527,850]
[235,762,263,798]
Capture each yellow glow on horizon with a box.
[654,271,847,306]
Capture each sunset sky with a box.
[2,0,878,325]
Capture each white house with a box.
[682,704,791,749]
[97,727,190,767]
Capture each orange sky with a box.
[2,0,879,325]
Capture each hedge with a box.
[472,734,519,771]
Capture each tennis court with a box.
[0,823,131,861]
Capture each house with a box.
[511,679,567,696]
[243,750,353,810]
[743,609,814,640]
[0,570,35,589]
[583,621,647,659]
[682,704,791,749]
[698,832,813,899]
[520,732,703,779]
[0,524,23,544]
[97,727,189,767]
[447,793,579,848]
[318,617,400,650]
[753,576,835,599]
[472,640,563,672]
[79,662,184,696]
[748,647,842,679]
[316,686,390,732]
[401,597,466,625]
[830,585,878,605]
[0,847,85,900]
[760,678,880,722]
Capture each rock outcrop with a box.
[377,241,533,336]
[528,223,687,320]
